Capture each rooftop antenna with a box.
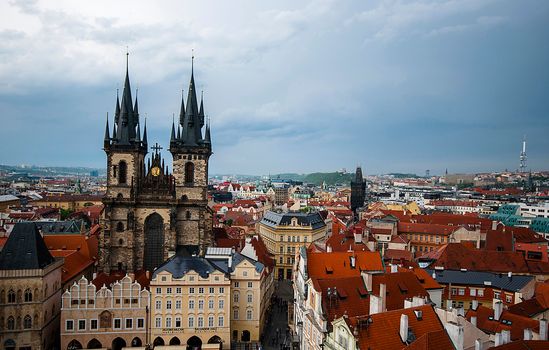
[519,136,527,173]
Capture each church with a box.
[99,56,213,273]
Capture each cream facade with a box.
[61,275,150,350]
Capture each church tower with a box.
[350,166,366,214]
[100,56,213,274]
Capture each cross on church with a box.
[152,143,163,154]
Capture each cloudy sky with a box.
[0,0,548,175]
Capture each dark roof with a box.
[426,269,533,292]
[35,220,83,234]
[152,251,222,279]
[260,211,326,230]
[0,222,55,270]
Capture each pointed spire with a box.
[104,112,110,147]
[199,90,205,128]
[112,122,117,139]
[170,114,176,143]
[204,116,211,145]
[134,89,139,118]
[142,116,148,147]
[114,89,120,125]
[136,122,141,143]
[179,89,186,126]
[177,124,181,140]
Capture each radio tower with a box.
[519,136,527,173]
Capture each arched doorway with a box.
[67,339,83,350]
[241,330,251,342]
[131,337,142,347]
[207,336,222,344]
[187,336,202,350]
[87,339,102,349]
[111,337,126,350]
[153,337,165,347]
[4,339,16,350]
[144,213,165,271]
[170,337,181,345]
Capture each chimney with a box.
[472,300,478,310]
[501,330,510,344]
[540,318,548,341]
[447,300,453,310]
[145,270,150,279]
[475,339,482,350]
[492,221,498,230]
[92,272,97,280]
[350,255,356,268]
[412,296,425,307]
[494,301,503,320]
[354,229,363,244]
[470,316,477,327]
[361,271,373,292]
[508,271,512,279]
[380,283,387,312]
[399,314,409,343]
[523,328,532,341]
[404,299,413,309]
[494,333,502,347]
[390,264,398,273]
[369,295,382,315]
[445,321,464,350]
[327,244,332,253]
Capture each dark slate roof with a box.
[426,269,534,292]
[208,252,264,274]
[260,211,326,230]
[34,220,83,234]
[0,222,55,270]
[152,251,222,279]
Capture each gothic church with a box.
[99,57,213,273]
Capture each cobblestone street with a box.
[263,281,294,350]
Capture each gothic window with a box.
[116,222,124,232]
[184,162,194,184]
[143,213,165,272]
[24,315,32,329]
[0,290,4,303]
[8,289,15,303]
[118,161,127,184]
[23,289,32,302]
[186,211,191,220]
[7,316,15,330]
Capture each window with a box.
[478,289,484,297]
[280,246,284,253]
[78,319,85,330]
[219,299,224,309]
[209,287,215,293]
[156,287,161,294]
[66,319,74,331]
[189,287,195,294]
[209,299,214,309]
[234,309,239,319]
[280,235,284,241]
[113,318,121,329]
[219,287,224,293]
[279,257,283,264]
[208,315,214,327]
[247,294,253,303]
[234,293,239,303]
[199,287,204,294]
[304,237,308,243]
[167,287,172,294]
[297,236,300,243]
[247,309,253,320]
[8,316,15,330]
[188,316,194,328]
[166,317,172,328]
[506,295,513,303]
[137,318,144,329]
[198,316,204,328]
[162,276,167,282]
[189,276,195,281]
[90,319,98,330]
[287,246,292,253]
[176,300,181,309]
[218,315,224,327]
[234,282,240,288]
[24,289,32,302]
[176,287,182,294]
[470,289,477,297]
[176,317,181,327]
[24,315,32,329]
[166,300,172,309]
[8,289,15,303]
[287,236,291,242]
[118,161,127,184]
[494,291,501,300]
[458,288,465,296]
[125,318,133,329]
[189,300,195,309]
[155,317,161,328]
[451,288,458,296]
[185,162,195,184]
[248,282,253,288]
[198,300,204,309]
[155,300,161,310]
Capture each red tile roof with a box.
[398,222,459,236]
[92,270,150,289]
[384,249,414,262]
[44,234,98,283]
[403,329,455,350]
[465,305,540,341]
[490,340,549,349]
[307,251,384,279]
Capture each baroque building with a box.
[99,57,213,273]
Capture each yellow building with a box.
[150,250,231,349]
[259,211,327,280]
[32,194,103,211]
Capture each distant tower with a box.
[351,166,366,214]
[425,169,430,178]
[519,136,527,173]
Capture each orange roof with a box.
[490,340,549,349]
[398,222,459,236]
[466,305,540,341]
[44,234,98,283]
[403,329,455,350]
[317,276,370,322]
[307,251,384,279]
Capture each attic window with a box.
[398,282,408,294]
[357,287,368,297]
[337,288,348,299]
[325,266,333,274]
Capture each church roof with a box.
[0,222,56,270]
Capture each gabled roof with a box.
[307,251,384,279]
[0,222,55,270]
[490,340,549,349]
[426,269,534,292]
[465,305,540,341]
[152,251,222,279]
[403,329,455,350]
[260,211,326,230]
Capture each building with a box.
[0,223,63,350]
[61,274,150,350]
[149,248,230,349]
[350,167,366,213]
[259,211,327,279]
[99,58,213,273]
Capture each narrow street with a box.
[263,281,294,350]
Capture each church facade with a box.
[99,58,213,273]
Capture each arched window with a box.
[7,316,15,330]
[24,289,32,302]
[118,161,127,184]
[186,211,191,220]
[0,290,5,303]
[184,162,194,184]
[8,290,15,303]
[116,222,124,232]
[24,315,32,329]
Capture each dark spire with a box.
[204,117,211,145]
[177,124,181,140]
[199,91,205,128]
[142,117,148,148]
[116,51,135,144]
[183,55,201,145]
[170,115,176,143]
[355,166,363,182]
[114,89,120,125]
[179,89,186,126]
[134,89,139,118]
[104,113,110,142]
[112,121,117,139]
[136,121,141,143]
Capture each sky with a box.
[0,0,548,176]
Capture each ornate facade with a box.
[99,57,213,273]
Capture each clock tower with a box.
[99,57,213,273]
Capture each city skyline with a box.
[1,0,548,175]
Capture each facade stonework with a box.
[99,62,213,273]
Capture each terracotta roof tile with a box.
[307,251,384,279]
